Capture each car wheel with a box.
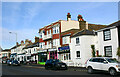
[109,68,117,76]
[87,66,94,74]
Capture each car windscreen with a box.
[106,58,119,63]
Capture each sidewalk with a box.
[24,63,87,71]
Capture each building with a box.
[1,49,11,63]
[97,20,120,60]
[70,29,96,67]
[22,37,39,64]
[38,13,105,65]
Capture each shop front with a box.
[48,48,58,59]
[58,46,71,62]
[31,53,38,64]
[38,49,47,65]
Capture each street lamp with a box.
[9,32,17,60]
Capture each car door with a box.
[100,58,109,71]
[92,58,102,70]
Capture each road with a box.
[2,64,120,77]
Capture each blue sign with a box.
[58,46,70,51]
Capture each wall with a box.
[70,35,95,67]
[98,27,119,59]
[61,20,79,32]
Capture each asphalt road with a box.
[1,64,120,77]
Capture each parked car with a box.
[7,59,12,66]
[2,60,7,64]
[45,59,68,70]
[86,57,120,76]
[11,60,20,66]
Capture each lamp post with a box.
[9,32,17,60]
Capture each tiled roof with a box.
[61,29,80,37]
[23,42,39,49]
[88,24,106,31]
[71,29,95,38]
[104,20,120,28]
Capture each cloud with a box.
[0,27,39,49]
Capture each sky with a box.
[1,2,119,50]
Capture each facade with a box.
[70,29,96,67]
[97,20,120,60]
[38,13,105,66]
[22,37,39,63]
[1,49,11,62]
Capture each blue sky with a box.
[1,2,118,49]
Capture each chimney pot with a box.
[67,12,71,21]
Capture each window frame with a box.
[76,51,80,58]
[103,29,111,41]
[76,37,80,44]
[104,46,112,57]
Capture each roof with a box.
[96,20,120,32]
[88,24,106,31]
[61,29,80,37]
[71,29,95,38]
[104,20,120,28]
[23,42,39,49]
[2,49,11,52]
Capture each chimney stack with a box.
[77,14,88,30]
[16,42,19,46]
[25,39,29,45]
[67,13,71,21]
[35,36,39,43]
[21,40,24,46]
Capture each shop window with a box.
[76,51,80,57]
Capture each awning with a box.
[11,53,17,55]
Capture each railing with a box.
[43,34,52,40]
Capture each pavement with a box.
[22,63,87,71]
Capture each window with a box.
[76,37,80,44]
[47,30,48,35]
[76,51,80,57]
[103,29,111,41]
[52,26,59,34]
[40,32,42,38]
[53,39,60,46]
[104,46,112,57]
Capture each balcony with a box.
[42,44,52,49]
[43,34,52,40]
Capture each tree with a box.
[117,47,120,61]
[91,45,95,57]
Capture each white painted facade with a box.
[97,27,119,59]
[70,35,96,67]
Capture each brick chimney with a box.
[77,14,88,30]
[35,36,39,43]
[67,13,71,21]
[21,40,24,46]
[25,39,29,45]
[16,42,19,46]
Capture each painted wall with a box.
[61,20,79,32]
[70,35,95,67]
[97,27,119,59]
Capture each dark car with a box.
[11,60,20,66]
[45,59,68,70]
[7,60,12,66]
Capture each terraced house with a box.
[38,13,105,65]
[97,20,120,60]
